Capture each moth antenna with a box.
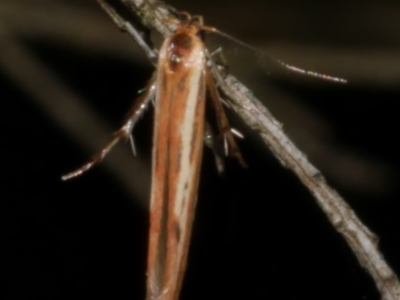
[206,27,347,83]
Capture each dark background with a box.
[1,0,399,299]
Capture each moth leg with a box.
[209,47,228,72]
[205,49,235,112]
[177,12,204,26]
[204,122,225,174]
[62,78,156,180]
[205,66,247,168]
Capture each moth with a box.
[62,13,345,300]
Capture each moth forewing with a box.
[146,22,207,300]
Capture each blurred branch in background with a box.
[0,22,150,204]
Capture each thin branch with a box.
[97,0,400,299]
[217,72,400,300]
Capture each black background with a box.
[1,0,399,299]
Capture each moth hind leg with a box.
[62,79,156,180]
[204,122,225,174]
[205,66,247,168]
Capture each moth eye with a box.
[171,53,182,64]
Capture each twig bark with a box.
[97,0,400,299]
